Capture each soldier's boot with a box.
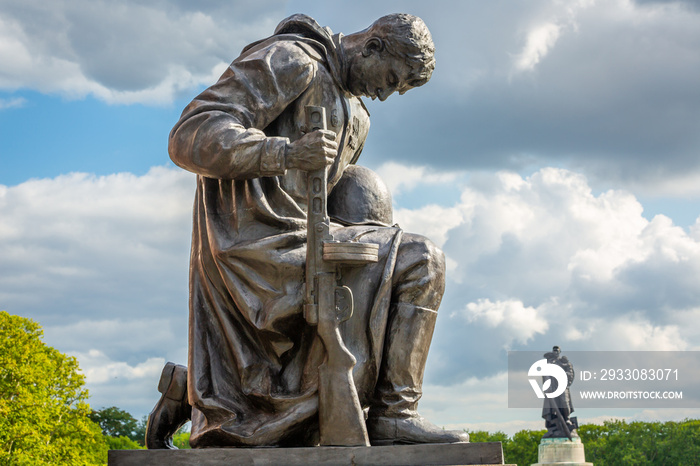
[367,303,469,445]
[145,362,192,449]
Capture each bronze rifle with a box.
[303,105,377,446]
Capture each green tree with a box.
[172,431,191,449]
[89,407,148,449]
[661,419,700,464]
[504,428,545,465]
[132,415,148,446]
[0,311,107,465]
[582,419,700,465]
[105,436,144,450]
[466,429,509,444]
[89,407,140,443]
[469,420,700,466]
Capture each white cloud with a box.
[75,349,164,384]
[442,168,649,286]
[385,165,700,389]
[71,349,165,414]
[350,0,700,194]
[509,0,595,73]
[0,166,195,415]
[379,164,700,351]
[422,372,510,425]
[423,370,700,436]
[374,161,462,196]
[458,299,549,345]
[637,172,700,197]
[0,0,284,104]
[513,22,561,72]
[0,97,26,109]
[563,313,687,350]
[422,372,546,435]
[394,204,463,248]
[43,318,186,360]
[0,166,193,403]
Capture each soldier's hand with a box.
[285,130,338,171]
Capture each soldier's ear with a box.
[362,37,384,57]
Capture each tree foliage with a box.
[105,435,144,451]
[466,428,544,466]
[172,431,191,449]
[89,408,148,448]
[89,407,137,439]
[582,419,700,465]
[0,311,107,465]
[133,415,148,446]
[469,419,700,466]
[506,428,545,465]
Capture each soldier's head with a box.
[343,14,435,101]
[545,346,561,361]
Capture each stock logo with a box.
[528,358,567,399]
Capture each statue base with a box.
[109,442,515,465]
[532,438,593,465]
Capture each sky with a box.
[2,0,700,435]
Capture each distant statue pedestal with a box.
[532,438,593,466]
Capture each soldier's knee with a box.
[400,233,446,278]
[393,233,446,309]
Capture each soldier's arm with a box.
[168,41,325,179]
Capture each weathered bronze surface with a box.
[541,346,579,439]
[147,13,468,448]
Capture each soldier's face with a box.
[348,45,413,101]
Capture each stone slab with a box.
[109,442,512,465]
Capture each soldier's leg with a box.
[368,233,468,445]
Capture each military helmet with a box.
[328,165,393,227]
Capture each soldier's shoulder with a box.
[262,36,329,65]
[289,39,325,62]
[243,39,323,84]
[239,37,324,67]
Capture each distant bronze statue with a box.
[542,346,578,439]
[146,13,468,448]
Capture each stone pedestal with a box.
[532,438,593,465]
[109,442,517,465]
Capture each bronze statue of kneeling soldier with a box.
[146,13,468,448]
